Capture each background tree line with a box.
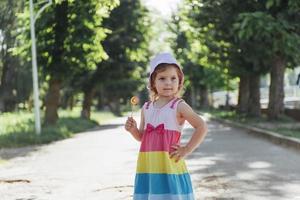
[0,0,151,125]
[0,0,300,130]
[171,0,300,119]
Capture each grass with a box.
[205,108,300,139]
[273,127,300,139]
[90,110,116,124]
[0,159,7,165]
[0,108,117,148]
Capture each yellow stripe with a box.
[136,151,188,174]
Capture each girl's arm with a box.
[125,109,145,142]
[170,101,207,161]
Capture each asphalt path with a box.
[0,115,300,200]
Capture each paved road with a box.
[0,116,300,200]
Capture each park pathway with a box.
[0,115,300,200]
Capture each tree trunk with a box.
[108,99,122,116]
[45,78,61,125]
[96,86,104,110]
[190,85,196,108]
[61,92,68,109]
[268,55,285,119]
[0,55,17,112]
[96,96,103,110]
[68,95,74,110]
[0,8,18,112]
[61,89,73,110]
[248,73,261,117]
[237,74,250,114]
[44,1,68,125]
[81,87,95,119]
[199,85,209,109]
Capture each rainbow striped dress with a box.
[133,98,195,200]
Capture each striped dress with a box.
[134,98,195,200]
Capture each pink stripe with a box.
[145,101,151,109]
[140,129,181,152]
[170,98,180,109]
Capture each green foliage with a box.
[65,0,118,72]
[170,2,231,92]
[208,108,300,139]
[0,1,32,110]
[233,1,300,66]
[179,0,300,82]
[100,0,151,106]
[14,0,119,81]
[275,127,300,139]
[90,110,115,124]
[11,0,119,122]
[266,0,281,9]
[0,109,116,148]
[188,0,267,75]
[0,111,93,148]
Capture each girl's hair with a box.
[148,63,184,101]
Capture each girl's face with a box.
[154,65,180,98]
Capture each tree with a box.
[16,0,118,124]
[100,0,151,116]
[180,0,272,117]
[173,1,243,110]
[234,0,300,119]
[0,1,26,112]
[61,0,118,120]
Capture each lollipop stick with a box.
[130,96,139,118]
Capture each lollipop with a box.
[130,96,139,105]
[130,96,139,116]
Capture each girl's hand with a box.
[125,117,138,133]
[169,144,189,163]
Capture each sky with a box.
[142,0,182,18]
[140,0,183,53]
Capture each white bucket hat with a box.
[149,52,183,79]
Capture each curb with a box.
[210,116,300,151]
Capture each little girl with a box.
[125,52,207,200]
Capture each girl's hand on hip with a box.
[125,117,137,133]
[169,144,188,163]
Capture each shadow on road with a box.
[0,145,41,160]
[181,121,300,199]
[89,124,125,131]
[0,123,125,161]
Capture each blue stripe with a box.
[134,193,195,200]
[134,173,193,195]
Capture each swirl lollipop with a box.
[130,96,139,116]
